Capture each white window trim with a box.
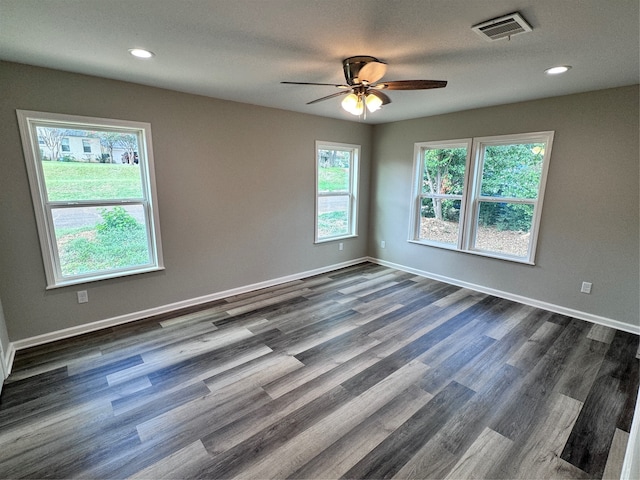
[409,138,473,251]
[16,110,164,289]
[315,141,359,243]
[409,131,554,265]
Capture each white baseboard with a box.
[9,255,637,357]
[0,342,14,394]
[621,386,640,480]
[367,257,640,335]
[10,257,369,354]
[4,342,15,377]
[0,351,5,395]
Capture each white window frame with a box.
[16,110,164,289]
[409,131,554,264]
[315,141,359,243]
[409,138,473,250]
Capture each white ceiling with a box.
[1,0,638,124]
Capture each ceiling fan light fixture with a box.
[284,55,447,117]
[365,93,383,112]
[353,97,364,116]
[342,93,363,115]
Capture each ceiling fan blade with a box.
[357,61,387,84]
[367,90,391,105]
[306,90,350,105]
[281,81,348,88]
[376,80,447,90]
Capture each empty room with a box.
[0,1,638,479]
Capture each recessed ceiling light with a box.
[129,48,155,59]
[544,65,571,75]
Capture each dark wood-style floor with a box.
[0,263,638,479]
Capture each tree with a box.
[423,148,466,220]
[118,134,138,164]
[318,149,349,168]
[36,127,64,161]
[98,132,121,164]
[478,143,543,231]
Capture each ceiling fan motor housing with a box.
[343,56,380,85]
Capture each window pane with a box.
[480,143,544,199]
[37,127,143,201]
[317,195,349,238]
[52,205,151,277]
[318,149,350,192]
[474,201,534,257]
[419,198,461,245]
[422,147,467,195]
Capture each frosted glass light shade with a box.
[365,93,383,112]
[342,94,362,115]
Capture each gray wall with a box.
[369,86,639,328]
[1,60,638,342]
[0,61,372,341]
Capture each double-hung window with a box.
[410,131,554,264]
[17,110,164,288]
[315,141,359,243]
[412,139,473,248]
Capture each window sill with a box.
[408,239,535,265]
[45,265,165,290]
[315,234,358,244]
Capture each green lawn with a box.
[317,211,348,238]
[41,162,149,276]
[56,207,150,277]
[42,161,143,201]
[318,167,348,192]
[317,167,350,238]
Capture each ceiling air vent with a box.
[472,12,532,41]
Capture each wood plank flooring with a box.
[0,263,638,479]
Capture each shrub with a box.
[96,207,141,235]
[59,207,149,276]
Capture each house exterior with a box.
[37,131,102,162]
[37,130,132,163]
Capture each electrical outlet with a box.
[580,282,592,294]
[381,240,386,248]
[339,242,344,251]
[77,290,88,303]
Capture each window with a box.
[17,110,164,288]
[315,141,359,243]
[412,139,472,248]
[410,131,554,264]
[82,139,92,153]
[61,137,70,152]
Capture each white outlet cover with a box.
[77,290,89,303]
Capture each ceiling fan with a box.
[282,56,447,116]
